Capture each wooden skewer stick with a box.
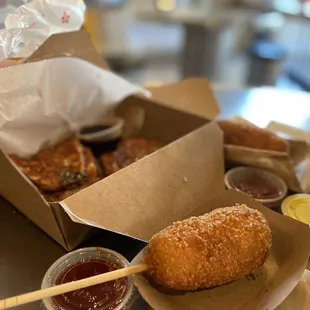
[0,263,148,310]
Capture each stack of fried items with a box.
[10,137,99,202]
[10,137,163,202]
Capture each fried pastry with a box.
[217,120,288,152]
[100,138,163,176]
[10,137,97,192]
[145,204,272,291]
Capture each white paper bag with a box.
[0,0,85,60]
[0,57,150,157]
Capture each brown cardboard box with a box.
[25,31,110,70]
[60,119,223,241]
[0,31,223,250]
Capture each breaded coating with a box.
[82,146,98,184]
[217,120,288,153]
[100,138,162,176]
[145,204,272,291]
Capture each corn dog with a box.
[145,204,272,291]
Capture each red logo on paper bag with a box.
[61,12,70,24]
[0,0,6,8]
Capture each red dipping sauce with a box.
[224,167,287,208]
[42,248,134,310]
[235,178,281,199]
[53,260,128,310]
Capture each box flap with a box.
[149,78,220,120]
[50,203,97,251]
[0,150,67,248]
[61,121,224,241]
[116,95,207,142]
[25,30,109,70]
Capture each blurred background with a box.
[1,1,309,90]
[82,0,310,91]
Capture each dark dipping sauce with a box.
[235,177,281,199]
[52,260,129,310]
[79,125,122,157]
[80,125,112,135]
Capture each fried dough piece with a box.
[43,149,100,202]
[145,204,272,291]
[83,146,98,183]
[100,138,163,176]
[217,120,288,152]
[10,137,97,192]
[100,152,122,176]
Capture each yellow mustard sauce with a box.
[281,194,310,225]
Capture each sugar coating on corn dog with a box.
[145,204,272,291]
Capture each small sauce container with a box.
[224,167,288,208]
[42,247,135,310]
[281,194,310,225]
[77,118,124,156]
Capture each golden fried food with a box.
[83,146,98,184]
[100,152,121,176]
[217,120,288,152]
[10,137,97,192]
[145,204,272,291]
[100,138,163,176]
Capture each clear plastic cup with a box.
[224,167,288,208]
[41,247,136,310]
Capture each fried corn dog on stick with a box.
[145,204,272,291]
[217,120,288,152]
